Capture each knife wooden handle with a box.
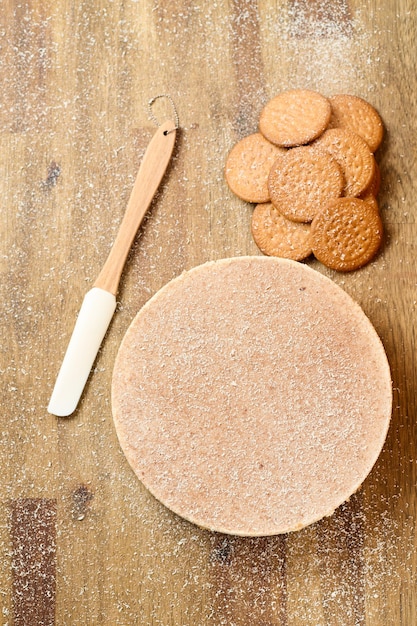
[94,119,177,295]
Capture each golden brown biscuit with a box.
[259,89,331,147]
[360,158,381,198]
[311,197,383,271]
[328,94,384,152]
[360,193,380,213]
[267,145,344,222]
[313,128,375,197]
[225,133,286,203]
[251,202,312,260]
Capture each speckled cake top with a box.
[112,256,392,536]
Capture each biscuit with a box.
[267,145,344,222]
[311,197,383,271]
[328,94,384,152]
[313,128,375,197]
[360,158,381,198]
[259,89,331,147]
[225,133,286,203]
[251,202,312,261]
[360,193,379,213]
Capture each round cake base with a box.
[112,257,392,536]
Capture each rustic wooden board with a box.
[1,0,416,624]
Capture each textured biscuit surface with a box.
[225,133,286,203]
[251,202,312,260]
[268,145,344,222]
[360,193,380,213]
[311,197,383,271]
[360,158,381,198]
[259,89,331,147]
[314,128,375,197]
[329,94,384,152]
[112,257,392,536]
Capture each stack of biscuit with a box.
[225,89,384,272]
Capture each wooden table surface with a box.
[1,1,416,624]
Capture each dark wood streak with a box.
[210,533,288,625]
[315,492,365,624]
[9,2,51,133]
[230,0,267,137]
[72,484,94,521]
[41,161,61,189]
[10,498,57,626]
[288,0,353,38]
[343,494,366,625]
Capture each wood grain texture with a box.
[0,0,416,624]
